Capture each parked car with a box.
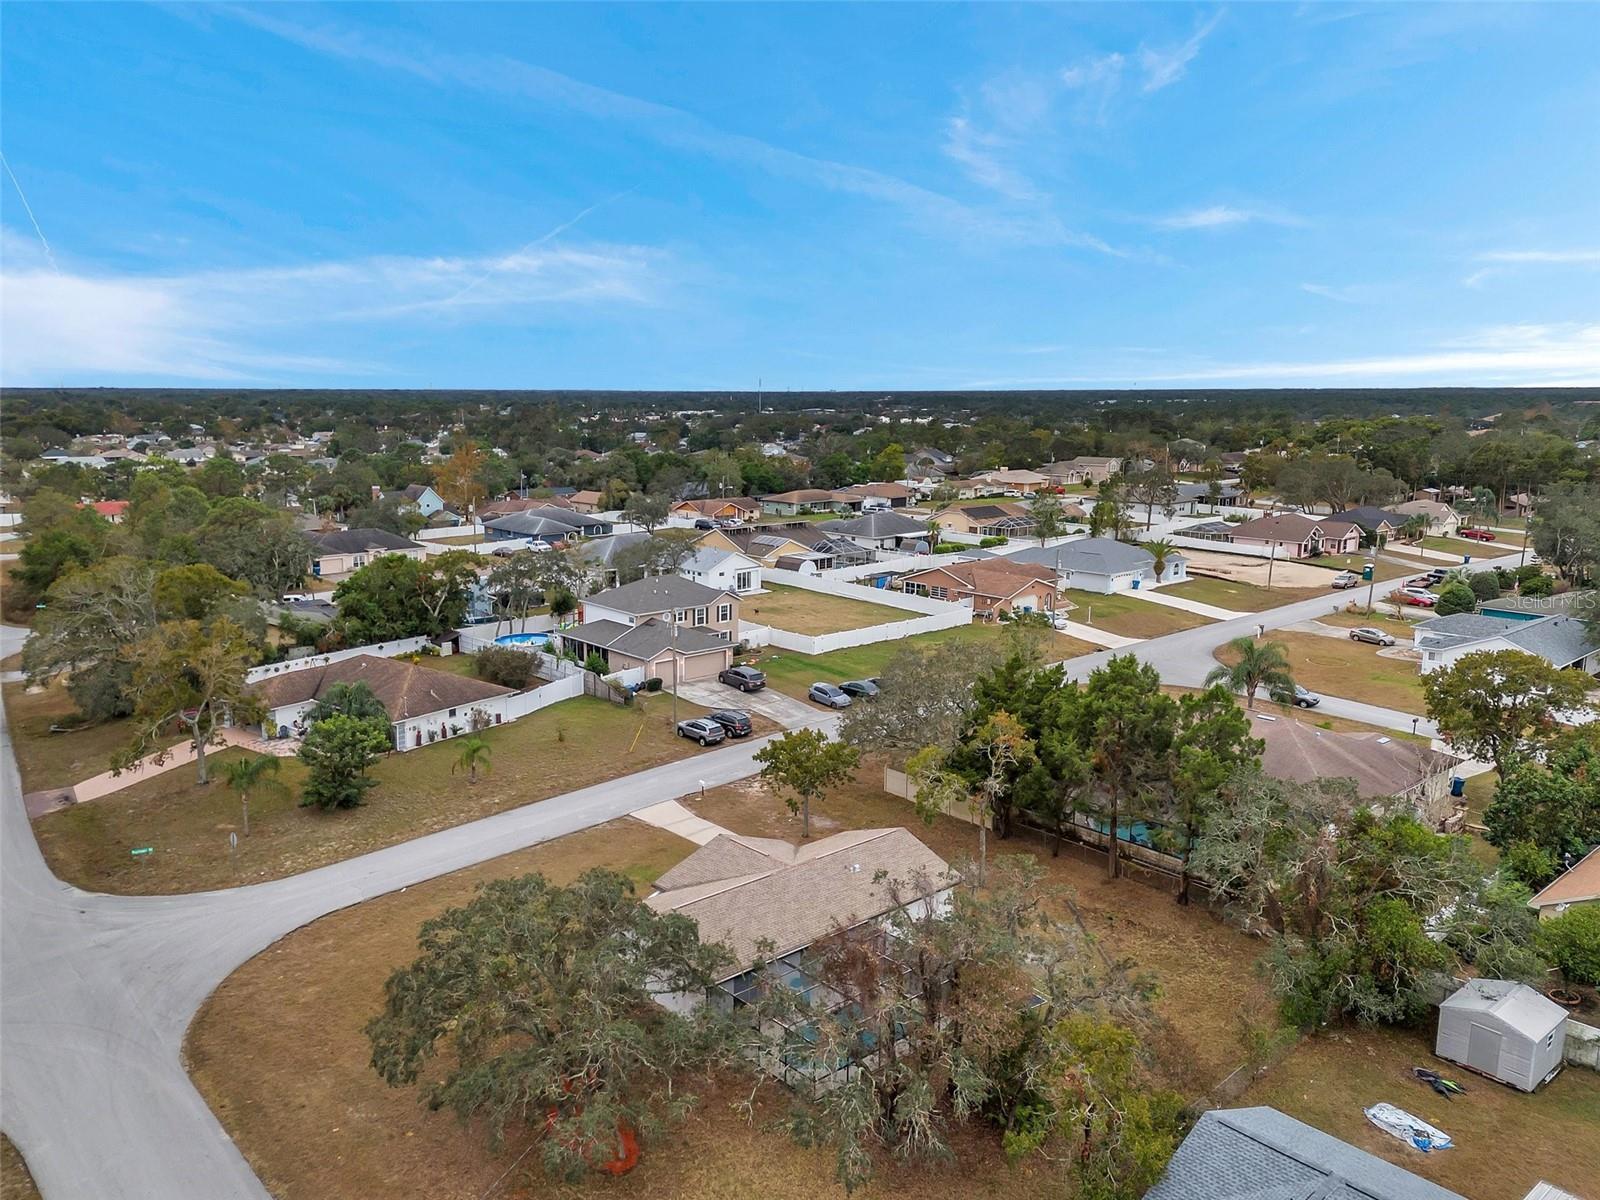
[718,665,767,692]
[715,517,744,529]
[707,709,753,738]
[1460,527,1497,542]
[675,717,726,746]
[1398,587,1438,607]
[1330,571,1360,589]
[840,679,879,699]
[808,682,852,709]
[1291,685,1321,708]
[693,518,716,530]
[1349,627,1398,646]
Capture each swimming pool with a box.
[494,632,551,648]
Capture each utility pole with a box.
[670,611,680,725]
[1364,553,1378,615]
[1266,543,1276,592]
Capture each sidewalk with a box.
[1052,619,1142,649]
[66,727,264,805]
[1126,588,1244,621]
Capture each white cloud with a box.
[1479,249,1600,264]
[1138,11,1224,93]
[1300,282,1370,304]
[0,231,663,384]
[941,116,1039,202]
[1156,205,1304,231]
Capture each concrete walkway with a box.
[1053,618,1142,649]
[1125,587,1245,621]
[631,799,731,845]
[63,727,264,805]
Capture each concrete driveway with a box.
[674,679,820,728]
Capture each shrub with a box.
[475,645,540,689]
[644,676,663,693]
[1434,581,1477,616]
[1536,905,1600,986]
[1520,573,1554,597]
[1468,572,1501,601]
[978,535,1010,547]
[932,543,966,554]
[583,651,610,675]
[1502,840,1558,889]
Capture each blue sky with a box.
[2,2,1596,389]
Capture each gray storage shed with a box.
[1436,979,1566,1092]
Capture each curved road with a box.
[0,554,1518,1197]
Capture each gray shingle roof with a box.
[817,511,930,539]
[1504,614,1600,667]
[1002,536,1155,574]
[584,574,731,614]
[1146,1107,1466,1200]
[561,618,731,661]
[305,527,422,556]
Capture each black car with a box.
[719,665,768,692]
[840,679,879,699]
[708,709,753,737]
[693,517,716,530]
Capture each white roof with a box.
[1440,979,1566,1036]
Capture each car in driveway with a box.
[1349,626,1398,646]
[1459,527,1497,542]
[707,709,753,737]
[1397,587,1437,607]
[676,717,727,745]
[840,679,879,699]
[1291,685,1321,708]
[1330,570,1360,589]
[718,665,767,692]
[808,682,852,709]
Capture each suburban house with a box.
[1413,612,1600,675]
[1170,481,1243,514]
[836,482,914,508]
[904,446,956,479]
[1147,1107,1465,1200]
[1393,498,1462,536]
[484,507,613,544]
[305,527,426,579]
[671,496,762,523]
[899,558,1057,616]
[1527,844,1600,920]
[566,490,605,513]
[759,489,850,516]
[477,496,554,520]
[1250,712,1459,829]
[376,483,462,526]
[1003,537,1185,594]
[969,467,1049,495]
[250,653,516,750]
[817,510,932,555]
[930,502,1036,538]
[1479,589,1594,621]
[1039,456,1123,486]
[646,828,953,1088]
[1339,505,1410,542]
[702,524,838,569]
[1228,513,1362,558]
[676,546,763,595]
[80,500,130,523]
[561,576,742,680]
[1503,490,1535,517]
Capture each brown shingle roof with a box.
[1528,844,1600,911]
[251,654,512,719]
[902,558,1058,599]
[1252,713,1453,798]
[646,829,951,974]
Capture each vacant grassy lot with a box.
[1163,576,1337,612]
[0,1135,41,1200]
[742,582,906,635]
[749,623,1099,699]
[1301,554,1410,582]
[1215,631,1426,713]
[33,695,750,895]
[186,818,1071,1200]
[1423,535,1501,556]
[1241,1025,1600,1200]
[1317,610,1423,638]
[1058,588,1212,638]
[2,678,179,793]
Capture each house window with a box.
[695,607,708,625]
[929,586,949,601]
[717,603,733,623]
[448,708,457,717]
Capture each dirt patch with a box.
[0,1135,41,1200]
[1179,549,1336,590]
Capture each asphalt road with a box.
[0,552,1522,1197]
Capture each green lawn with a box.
[413,651,480,678]
[1423,535,1499,557]
[1162,576,1338,613]
[31,694,743,895]
[1301,553,1411,582]
[749,623,1098,699]
[1216,631,1426,713]
[744,582,907,635]
[1317,610,1423,638]
[1057,588,1212,637]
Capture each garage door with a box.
[678,652,730,682]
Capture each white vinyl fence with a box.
[246,636,433,685]
[741,568,976,654]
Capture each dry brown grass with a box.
[1215,631,1426,713]
[185,819,1066,1200]
[1240,1025,1600,1200]
[0,1135,42,1200]
[2,678,179,793]
[33,695,772,895]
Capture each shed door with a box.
[1465,1022,1503,1077]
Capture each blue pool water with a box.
[494,632,551,648]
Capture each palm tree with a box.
[452,736,492,785]
[1143,538,1176,581]
[219,753,286,837]
[1205,637,1295,710]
